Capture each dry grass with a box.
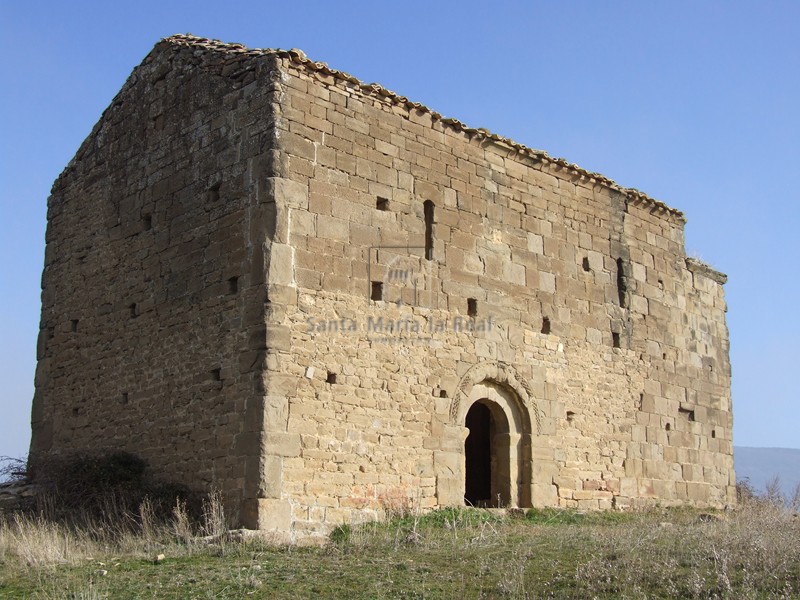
[324,500,800,598]
[0,496,798,598]
[0,490,226,569]
[1,512,97,568]
[571,502,800,598]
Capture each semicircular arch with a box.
[448,361,541,434]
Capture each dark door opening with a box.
[465,401,492,506]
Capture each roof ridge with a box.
[158,34,684,221]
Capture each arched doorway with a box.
[435,365,538,510]
[465,402,492,506]
[464,398,514,507]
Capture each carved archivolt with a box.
[448,361,541,434]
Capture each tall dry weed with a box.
[2,513,85,567]
[171,498,194,544]
[201,490,227,539]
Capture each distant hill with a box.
[734,446,800,500]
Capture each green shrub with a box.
[329,523,352,544]
[525,507,633,525]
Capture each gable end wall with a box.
[31,42,283,526]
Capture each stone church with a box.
[30,35,735,535]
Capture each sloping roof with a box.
[159,34,684,221]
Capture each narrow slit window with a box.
[616,257,628,308]
[210,368,221,381]
[71,319,79,332]
[208,182,221,202]
[376,197,389,211]
[582,257,591,272]
[612,331,621,348]
[129,303,137,318]
[467,298,478,317]
[120,392,129,405]
[371,281,383,301]
[423,200,434,260]
[228,276,239,295]
[439,389,448,398]
[143,214,152,231]
[665,422,671,431]
[326,371,337,384]
[541,317,551,335]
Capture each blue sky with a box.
[1,0,798,461]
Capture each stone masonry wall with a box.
[31,40,282,525]
[256,51,734,532]
[32,36,734,535]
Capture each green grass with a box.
[523,506,638,525]
[1,504,799,599]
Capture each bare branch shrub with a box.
[736,476,760,504]
[0,456,27,483]
[27,451,203,530]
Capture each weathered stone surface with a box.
[0,480,36,514]
[30,34,735,536]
